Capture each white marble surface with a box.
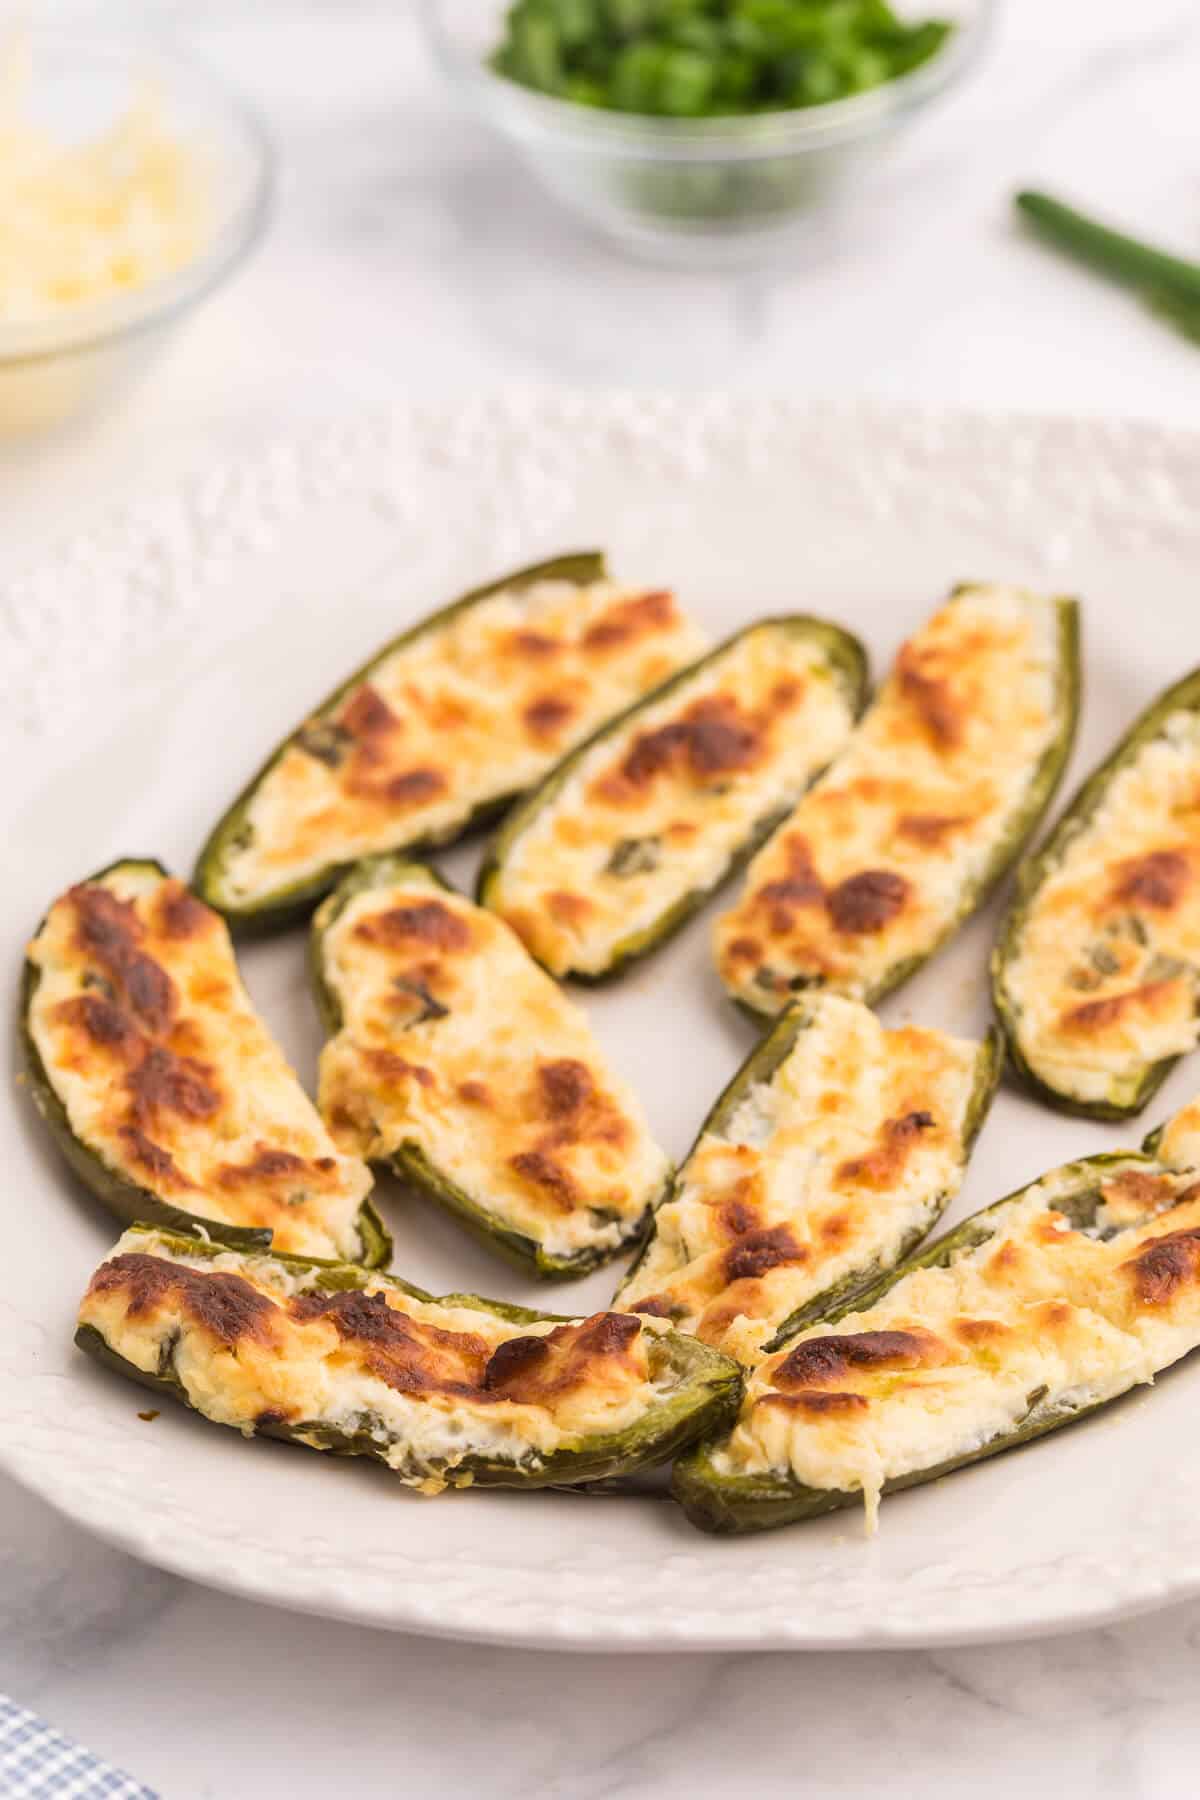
[6,0,1200,1792]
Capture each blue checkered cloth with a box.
[0,1697,157,1800]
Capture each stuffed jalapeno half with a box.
[617,994,1001,1363]
[194,552,706,932]
[76,1226,743,1493]
[714,585,1079,1017]
[477,617,868,981]
[993,667,1200,1120]
[23,860,386,1264]
[672,1150,1200,1535]
[311,858,671,1278]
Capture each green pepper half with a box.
[476,616,869,983]
[77,1225,743,1491]
[636,1000,1007,1353]
[719,587,1080,1021]
[311,856,670,1279]
[194,552,622,933]
[993,665,1200,1120]
[616,997,1002,1355]
[671,1150,1178,1534]
[23,859,390,1265]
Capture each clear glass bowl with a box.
[0,32,273,435]
[421,0,993,265]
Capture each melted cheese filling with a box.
[79,1230,667,1492]
[317,876,669,1258]
[714,587,1063,1010]
[28,867,372,1259]
[720,1161,1200,1528]
[486,626,858,977]
[221,579,706,903]
[1001,711,1200,1104]
[1157,1093,1200,1170]
[618,995,983,1363]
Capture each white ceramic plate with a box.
[5,396,1200,1652]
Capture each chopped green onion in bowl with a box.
[490,0,953,118]
[423,0,988,263]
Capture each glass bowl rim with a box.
[420,0,997,161]
[0,28,275,368]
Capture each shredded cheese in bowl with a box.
[0,32,269,431]
[0,40,209,325]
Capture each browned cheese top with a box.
[217,578,706,907]
[715,586,1063,1011]
[718,1161,1200,1525]
[1000,709,1200,1108]
[617,994,985,1362]
[28,866,372,1258]
[78,1230,667,1488]
[485,624,859,976]
[316,872,669,1260]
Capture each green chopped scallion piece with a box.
[490,0,954,116]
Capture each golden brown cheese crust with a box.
[616,995,982,1361]
[722,1167,1200,1517]
[486,626,859,977]
[317,879,669,1258]
[715,588,1061,1009]
[760,1327,943,1416]
[77,1234,661,1481]
[84,1251,644,1410]
[1127,1224,1200,1307]
[225,581,706,902]
[1000,713,1200,1106]
[28,870,372,1258]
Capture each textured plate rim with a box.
[1,1441,1196,1651]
